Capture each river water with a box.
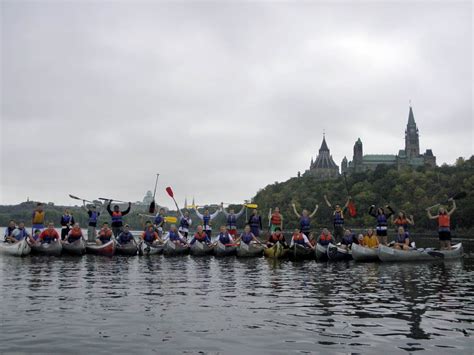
[0,237,473,354]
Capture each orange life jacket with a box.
[100,228,112,237]
[271,213,282,225]
[32,211,45,224]
[269,233,284,242]
[69,228,82,238]
[394,217,408,226]
[195,232,207,241]
[438,214,450,228]
[319,233,332,242]
[293,233,304,241]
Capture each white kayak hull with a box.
[378,243,463,262]
[315,243,329,261]
[352,243,379,262]
[0,239,31,257]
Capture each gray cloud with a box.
[1,1,472,207]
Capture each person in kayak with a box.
[153,208,166,237]
[4,220,16,242]
[32,229,41,242]
[393,226,410,250]
[248,209,263,237]
[178,210,193,240]
[189,225,212,245]
[267,227,289,248]
[222,204,246,237]
[107,201,132,237]
[316,228,334,247]
[141,225,161,246]
[292,203,319,239]
[66,223,83,244]
[391,211,414,234]
[290,229,314,249]
[32,203,45,234]
[194,206,221,239]
[165,224,188,245]
[269,207,283,233]
[369,204,394,245]
[362,228,379,248]
[427,199,457,250]
[38,222,60,244]
[117,224,134,245]
[235,224,261,245]
[340,229,356,250]
[6,222,30,244]
[97,222,113,245]
[83,202,101,243]
[214,225,235,246]
[60,209,75,241]
[324,195,351,243]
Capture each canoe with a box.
[315,243,329,261]
[62,238,86,256]
[352,243,379,262]
[327,243,352,261]
[190,241,214,256]
[138,241,163,256]
[264,242,288,259]
[288,244,314,261]
[236,242,264,257]
[163,240,189,256]
[115,239,138,256]
[214,242,237,257]
[30,240,62,257]
[378,243,463,262]
[0,239,31,257]
[86,240,116,257]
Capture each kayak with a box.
[138,241,163,256]
[378,243,463,262]
[163,240,189,256]
[115,239,138,256]
[264,242,288,259]
[30,240,62,257]
[214,242,237,257]
[315,243,329,261]
[237,242,264,257]
[190,241,214,256]
[0,239,31,257]
[288,244,314,261]
[327,243,352,261]
[62,238,86,256]
[352,243,379,262]
[86,240,116,257]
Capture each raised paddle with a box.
[165,187,181,214]
[69,194,93,203]
[149,173,160,214]
[99,197,128,204]
[426,191,467,210]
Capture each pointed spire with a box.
[408,106,416,126]
[311,157,314,165]
[184,196,188,209]
[319,135,329,152]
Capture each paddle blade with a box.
[165,187,174,198]
[69,194,81,200]
[148,200,156,214]
[348,201,357,217]
[164,216,178,223]
[245,203,258,209]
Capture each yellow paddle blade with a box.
[186,205,198,209]
[245,203,258,209]
[164,216,178,223]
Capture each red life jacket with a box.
[195,232,207,241]
[69,228,82,238]
[271,213,282,225]
[438,214,450,228]
[270,233,284,242]
[293,233,304,241]
[100,228,112,237]
[320,233,332,242]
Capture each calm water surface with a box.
[1,241,473,354]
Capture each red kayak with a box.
[86,240,115,256]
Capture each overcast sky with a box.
[1,1,472,208]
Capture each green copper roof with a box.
[363,154,397,162]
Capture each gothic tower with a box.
[353,138,363,172]
[405,106,420,160]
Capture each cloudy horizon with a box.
[1,1,472,208]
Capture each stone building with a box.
[304,135,340,179]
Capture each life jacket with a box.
[241,232,253,244]
[218,233,231,245]
[15,228,29,241]
[319,233,332,246]
[32,211,45,224]
[292,233,306,245]
[271,213,282,226]
[300,216,311,233]
[69,227,82,239]
[333,211,344,226]
[111,211,123,224]
[61,214,72,226]
[364,234,379,248]
[154,215,164,226]
[89,211,98,225]
[40,229,58,243]
[119,232,134,243]
[179,217,190,229]
[249,215,260,228]
[143,230,157,243]
[194,232,207,241]
[438,214,450,230]
[202,215,211,227]
[269,233,284,243]
[168,231,181,241]
[5,226,15,237]
[99,228,112,240]
[394,217,409,228]
[342,234,354,245]
[376,214,388,227]
[396,232,409,244]
[227,214,237,228]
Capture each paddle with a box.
[149,174,160,214]
[427,191,467,210]
[69,194,93,204]
[165,187,182,216]
[137,213,177,223]
[99,197,128,203]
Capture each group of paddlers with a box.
[3,195,457,251]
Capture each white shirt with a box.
[290,233,310,247]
